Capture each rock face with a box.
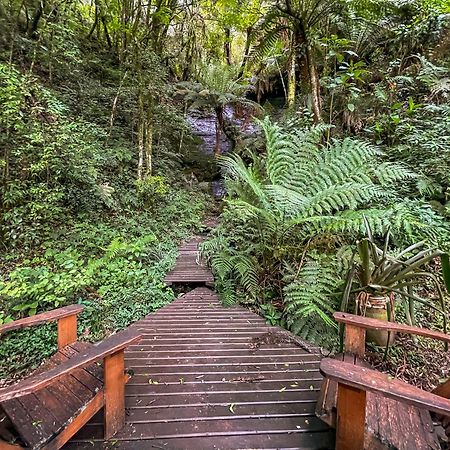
[187,109,232,156]
[187,105,258,199]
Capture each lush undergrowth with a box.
[0,53,212,383]
[203,62,450,352]
[0,189,210,383]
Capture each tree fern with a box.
[220,117,448,245]
[205,118,449,346]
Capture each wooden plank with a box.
[344,324,366,357]
[66,432,335,449]
[334,312,450,343]
[320,358,450,416]
[0,329,140,402]
[1,398,46,448]
[57,315,78,349]
[44,391,104,450]
[104,351,125,439]
[0,305,84,336]
[67,261,332,449]
[336,384,366,450]
[74,416,330,440]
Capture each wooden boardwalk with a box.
[164,236,214,287]
[67,237,333,449]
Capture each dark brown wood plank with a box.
[164,236,215,285]
[67,282,331,448]
[0,329,140,402]
[1,398,47,448]
[320,358,450,416]
[334,312,450,343]
[66,431,335,450]
[0,305,84,336]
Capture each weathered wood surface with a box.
[1,342,103,449]
[334,312,450,344]
[66,286,334,449]
[320,358,445,450]
[164,236,215,286]
[0,305,84,336]
[0,329,140,402]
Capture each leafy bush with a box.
[135,176,169,208]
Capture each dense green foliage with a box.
[203,119,450,345]
[0,1,215,381]
[0,0,449,378]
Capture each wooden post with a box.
[57,315,78,349]
[336,383,366,450]
[344,324,366,357]
[104,350,126,439]
[433,379,450,399]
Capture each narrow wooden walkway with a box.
[164,236,214,287]
[67,237,333,449]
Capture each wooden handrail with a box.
[320,357,450,450]
[320,358,450,416]
[0,328,141,402]
[334,312,450,343]
[0,305,84,335]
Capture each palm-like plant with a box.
[250,0,343,120]
[341,221,448,345]
[176,65,259,155]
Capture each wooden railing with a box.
[319,312,450,450]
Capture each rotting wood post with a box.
[344,324,366,357]
[57,315,78,349]
[336,383,366,450]
[104,349,126,439]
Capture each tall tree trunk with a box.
[145,114,153,176]
[238,26,252,78]
[137,90,145,180]
[287,52,296,108]
[305,43,321,123]
[28,0,44,38]
[224,28,232,65]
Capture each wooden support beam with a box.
[344,324,366,357]
[57,315,78,349]
[0,305,84,336]
[104,350,126,439]
[336,384,366,450]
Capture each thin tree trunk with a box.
[137,91,145,180]
[101,15,112,49]
[224,28,232,65]
[28,0,44,38]
[287,52,296,108]
[145,116,153,176]
[305,43,321,123]
[238,26,252,78]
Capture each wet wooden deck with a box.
[66,237,333,449]
[164,236,214,287]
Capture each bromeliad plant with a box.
[342,220,448,345]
